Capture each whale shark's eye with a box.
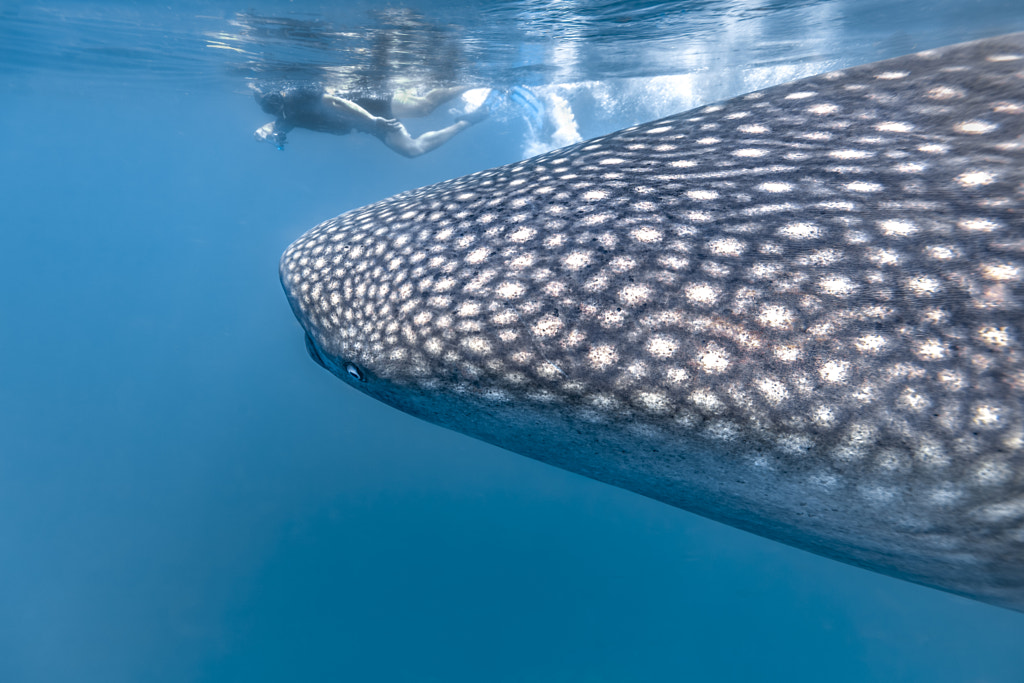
[345,362,366,382]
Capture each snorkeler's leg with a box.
[381,120,473,158]
[390,86,476,118]
[323,94,393,135]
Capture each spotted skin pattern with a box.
[282,34,1024,611]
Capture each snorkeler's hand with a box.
[254,122,287,150]
[375,117,405,138]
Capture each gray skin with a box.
[281,33,1024,611]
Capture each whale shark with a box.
[280,33,1024,611]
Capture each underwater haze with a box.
[2,1,1024,681]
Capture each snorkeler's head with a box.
[254,89,285,117]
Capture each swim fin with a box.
[508,86,544,130]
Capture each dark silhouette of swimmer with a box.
[252,83,492,157]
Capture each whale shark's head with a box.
[280,33,1024,611]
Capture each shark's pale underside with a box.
[281,33,1024,611]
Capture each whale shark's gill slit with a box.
[281,33,1024,612]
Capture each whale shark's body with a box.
[281,33,1024,611]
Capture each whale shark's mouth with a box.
[304,332,327,369]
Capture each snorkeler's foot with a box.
[454,88,504,124]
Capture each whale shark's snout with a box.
[281,33,1024,611]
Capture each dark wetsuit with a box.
[256,83,394,138]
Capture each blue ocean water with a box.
[2,1,1024,681]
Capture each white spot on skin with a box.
[906,275,942,296]
[581,212,614,226]
[733,148,769,157]
[819,360,850,383]
[855,334,887,353]
[915,338,947,361]
[956,170,996,187]
[599,309,625,328]
[609,256,637,273]
[509,253,535,271]
[631,227,663,243]
[830,149,873,159]
[563,250,592,271]
[925,245,958,260]
[846,181,883,192]
[955,120,998,134]
[756,378,789,404]
[894,162,926,173]
[879,219,917,237]
[807,103,839,115]
[738,124,769,134]
[959,218,1001,232]
[775,345,801,363]
[455,301,480,317]
[544,236,569,252]
[588,344,618,370]
[819,275,857,297]
[927,86,965,100]
[875,121,914,132]
[980,263,1021,281]
[973,404,1001,427]
[708,238,745,257]
[647,335,678,359]
[758,182,792,193]
[462,337,492,355]
[618,283,652,306]
[813,406,838,428]
[758,304,795,330]
[689,389,725,413]
[687,189,718,200]
[658,254,689,270]
[636,391,671,413]
[697,345,730,374]
[977,326,1011,347]
[685,283,718,305]
[532,315,563,338]
[779,222,822,240]
[496,281,526,299]
[988,53,1023,62]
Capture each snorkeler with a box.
[251,83,494,157]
